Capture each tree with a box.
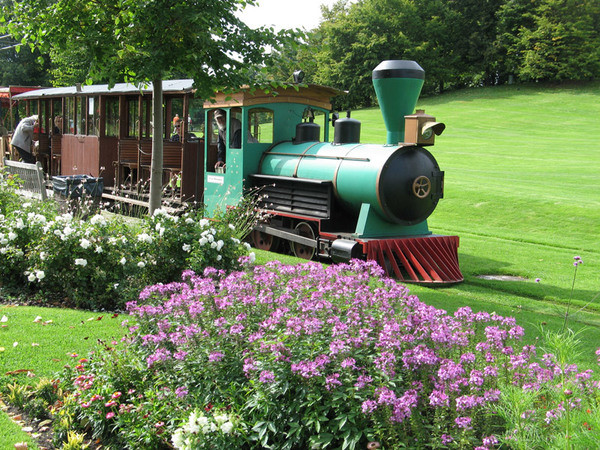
[1,0,284,213]
[513,0,600,81]
[307,0,461,109]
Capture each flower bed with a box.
[55,260,600,448]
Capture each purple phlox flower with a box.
[377,320,402,350]
[454,306,474,321]
[483,365,498,379]
[259,370,276,383]
[214,317,228,328]
[173,351,189,361]
[175,386,189,398]
[243,357,256,376]
[455,394,483,411]
[146,348,172,367]
[469,369,485,387]
[229,323,245,334]
[341,357,357,370]
[454,416,473,430]
[402,344,439,369]
[440,434,454,445]
[483,389,501,402]
[374,351,397,377]
[509,352,528,369]
[325,373,342,391]
[429,389,450,407]
[354,374,373,390]
[375,386,397,406]
[482,435,499,446]
[247,331,265,343]
[460,352,476,365]
[437,359,465,381]
[361,399,377,414]
[208,351,225,362]
[545,405,564,424]
[501,346,514,356]
[291,360,321,378]
[329,339,348,355]
[390,389,418,423]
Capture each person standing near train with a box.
[11,114,39,164]
[214,108,241,171]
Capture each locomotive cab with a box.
[201,85,340,216]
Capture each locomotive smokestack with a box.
[372,60,425,145]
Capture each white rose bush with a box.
[0,170,253,309]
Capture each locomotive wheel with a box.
[291,222,316,260]
[251,229,280,252]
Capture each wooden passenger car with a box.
[13,81,205,202]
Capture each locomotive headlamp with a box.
[421,122,446,140]
[404,110,444,145]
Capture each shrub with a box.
[54,260,600,449]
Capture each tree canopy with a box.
[270,0,600,109]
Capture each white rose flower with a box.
[228,224,235,231]
[216,255,222,261]
[199,237,208,246]
[199,218,209,227]
[185,218,194,224]
[220,421,234,434]
[36,270,45,281]
[243,242,251,250]
[74,258,88,267]
[28,272,36,282]
[120,257,127,265]
[15,218,25,229]
[216,240,224,251]
[137,261,146,268]
[95,246,103,253]
[210,241,217,249]
[8,232,17,241]
[137,233,153,243]
[171,429,185,449]
[182,243,191,252]
[90,214,106,225]
[213,414,228,425]
[80,238,91,249]
[249,252,256,263]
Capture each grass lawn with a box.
[0,306,126,449]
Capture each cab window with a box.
[247,108,273,143]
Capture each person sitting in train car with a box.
[214,108,241,170]
[52,115,63,135]
[11,115,38,164]
[170,116,182,142]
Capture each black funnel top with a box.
[372,60,425,80]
